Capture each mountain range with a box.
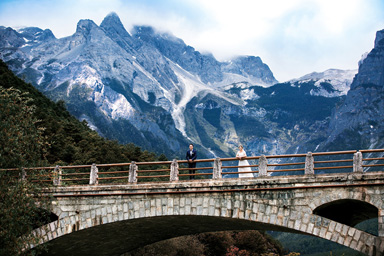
[1,12,383,160]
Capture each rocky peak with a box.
[101,12,136,51]
[75,19,99,37]
[350,29,384,90]
[18,27,56,42]
[374,29,384,48]
[0,27,25,48]
[100,12,129,37]
[324,28,384,150]
[222,55,278,86]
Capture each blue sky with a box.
[0,0,383,81]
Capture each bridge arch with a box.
[313,199,378,227]
[308,187,383,212]
[35,190,380,256]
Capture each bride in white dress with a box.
[236,145,254,178]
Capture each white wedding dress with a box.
[236,150,254,178]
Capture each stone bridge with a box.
[34,171,384,256]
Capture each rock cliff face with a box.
[1,12,376,159]
[320,30,384,151]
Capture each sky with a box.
[0,0,383,82]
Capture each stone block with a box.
[197,197,203,206]
[265,205,271,215]
[185,205,191,215]
[325,230,332,240]
[167,205,174,215]
[348,227,356,237]
[47,232,52,241]
[174,198,180,207]
[335,223,343,233]
[356,241,365,251]
[343,236,352,247]
[233,208,239,218]
[301,213,310,225]
[49,222,56,232]
[257,213,263,222]
[227,200,232,210]
[354,230,362,241]
[168,198,174,208]
[202,197,209,207]
[86,218,92,228]
[252,203,258,213]
[379,239,384,254]
[180,198,186,207]
[262,215,269,223]
[331,232,339,242]
[269,214,276,224]
[300,224,307,233]
[202,206,209,216]
[307,223,315,234]
[337,235,345,245]
[174,206,180,215]
[234,200,240,209]
[294,219,302,230]
[259,204,266,214]
[288,220,295,229]
[209,206,215,216]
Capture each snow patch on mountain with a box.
[290,69,357,97]
[169,61,241,137]
[213,72,272,88]
[240,88,260,101]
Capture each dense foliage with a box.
[126,230,287,256]
[0,86,51,255]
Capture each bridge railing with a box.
[1,149,384,185]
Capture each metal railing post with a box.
[258,155,268,177]
[213,157,222,179]
[170,159,179,181]
[129,161,137,183]
[89,163,98,185]
[353,151,363,173]
[53,165,62,186]
[305,152,315,175]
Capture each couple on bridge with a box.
[186,144,254,179]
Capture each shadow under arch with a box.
[37,215,302,256]
[313,199,378,227]
[33,208,58,229]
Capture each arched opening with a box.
[36,215,303,256]
[32,208,59,229]
[313,199,378,227]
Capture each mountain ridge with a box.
[1,13,379,160]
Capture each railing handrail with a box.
[0,149,378,172]
[1,148,384,185]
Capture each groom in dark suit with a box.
[186,144,197,179]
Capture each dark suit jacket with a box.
[186,149,197,161]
